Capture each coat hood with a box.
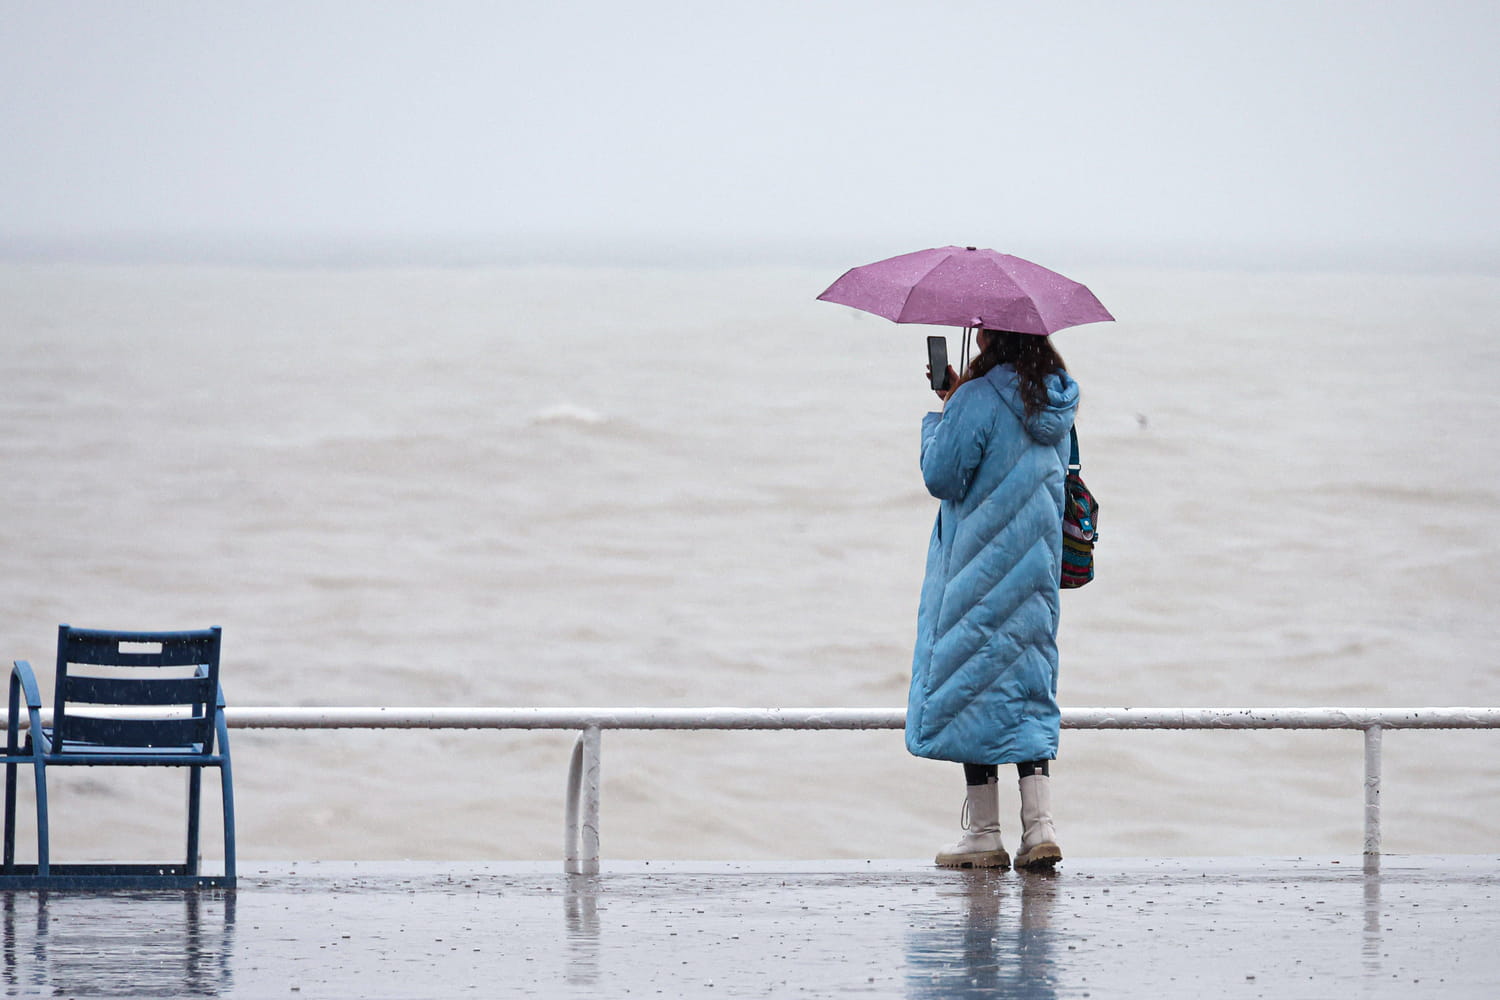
[983,365,1079,445]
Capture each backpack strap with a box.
[1068,425,1081,472]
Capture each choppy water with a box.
[2,262,1497,862]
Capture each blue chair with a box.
[3,625,236,889]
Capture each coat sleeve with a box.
[920,383,992,501]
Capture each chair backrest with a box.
[51,625,223,753]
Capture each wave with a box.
[530,403,608,427]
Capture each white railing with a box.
[21,706,1500,873]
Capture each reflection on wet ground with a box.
[905,868,1060,999]
[3,888,235,996]
[3,857,1497,997]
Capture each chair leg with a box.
[219,759,236,881]
[34,759,48,876]
[4,677,16,872]
[3,759,15,870]
[216,716,236,881]
[187,766,202,875]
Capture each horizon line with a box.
[2,233,1497,277]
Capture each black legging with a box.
[964,761,1050,785]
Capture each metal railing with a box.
[19,706,1500,873]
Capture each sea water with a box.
[2,262,1497,862]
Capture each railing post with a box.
[564,725,602,875]
[1363,724,1382,856]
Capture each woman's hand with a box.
[926,364,961,401]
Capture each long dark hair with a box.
[952,329,1067,417]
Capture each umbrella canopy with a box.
[817,245,1114,335]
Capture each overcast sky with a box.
[2,1,1496,269]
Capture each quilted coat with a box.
[905,363,1079,765]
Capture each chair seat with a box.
[18,730,222,762]
[45,752,225,765]
[35,731,215,759]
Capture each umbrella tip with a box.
[965,246,977,251]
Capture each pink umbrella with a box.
[817,245,1114,335]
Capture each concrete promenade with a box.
[3,856,1498,998]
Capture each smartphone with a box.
[927,336,951,391]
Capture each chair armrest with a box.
[10,661,41,710]
[212,684,232,757]
[8,660,46,753]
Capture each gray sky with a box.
[2,0,1496,269]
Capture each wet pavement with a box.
[3,856,1498,998]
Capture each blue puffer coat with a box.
[906,364,1079,765]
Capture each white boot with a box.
[935,778,1010,869]
[1014,771,1062,870]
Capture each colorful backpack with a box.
[1062,426,1098,589]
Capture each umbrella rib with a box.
[892,255,955,324]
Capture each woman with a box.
[909,328,1078,870]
